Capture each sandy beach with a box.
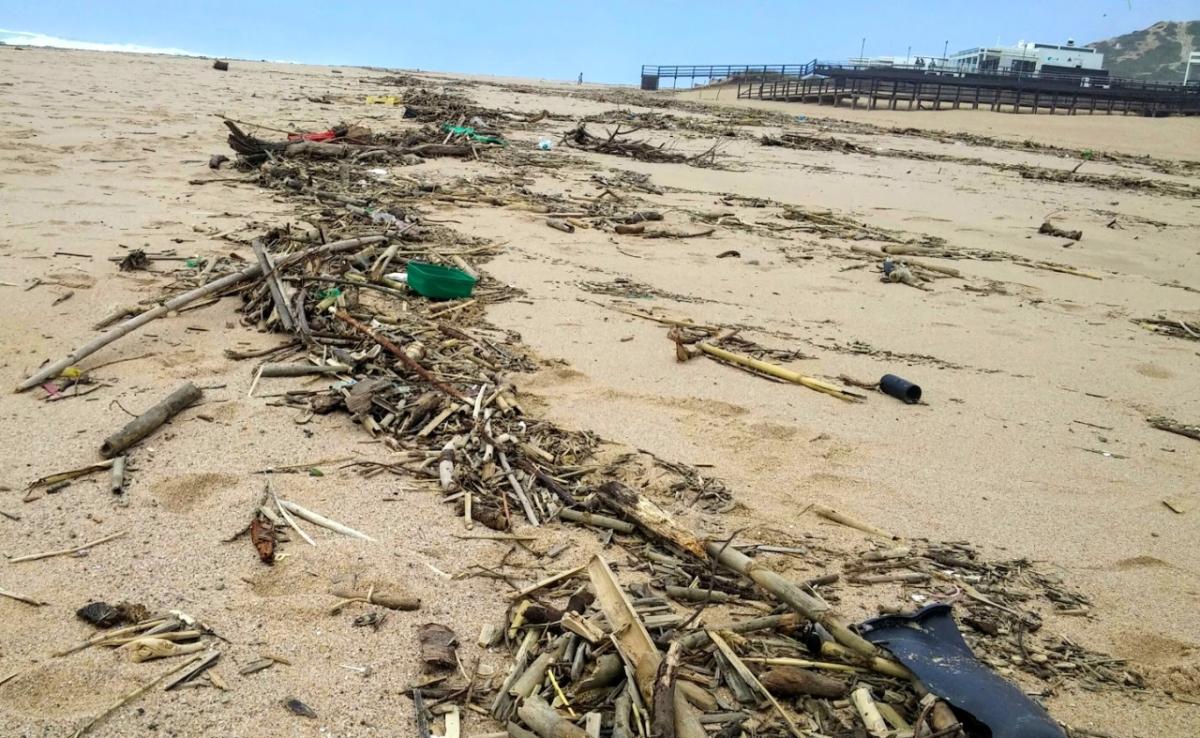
[1,46,1199,738]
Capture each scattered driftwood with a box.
[17,236,386,391]
[100,382,201,457]
[1136,317,1200,342]
[562,124,721,167]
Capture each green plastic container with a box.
[407,261,476,300]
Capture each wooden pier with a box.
[641,63,1200,116]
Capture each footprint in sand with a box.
[1135,363,1172,380]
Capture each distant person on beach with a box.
[578,73,583,85]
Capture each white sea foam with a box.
[0,28,201,57]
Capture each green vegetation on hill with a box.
[1090,20,1199,83]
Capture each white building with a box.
[949,40,1104,76]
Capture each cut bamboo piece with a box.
[330,583,420,610]
[511,635,568,699]
[518,695,590,738]
[818,641,911,680]
[693,343,859,402]
[100,382,201,457]
[558,509,635,533]
[259,363,350,377]
[808,504,897,539]
[18,235,387,391]
[561,612,606,644]
[587,556,660,704]
[851,687,890,738]
[759,666,848,698]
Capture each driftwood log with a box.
[100,382,201,457]
[760,666,848,698]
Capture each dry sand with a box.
[1,46,1199,737]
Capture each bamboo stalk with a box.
[18,235,386,391]
[808,504,896,539]
[694,343,858,402]
[706,542,886,663]
[558,509,635,533]
[8,530,127,563]
[849,245,962,278]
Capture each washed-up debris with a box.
[249,518,275,564]
[562,124,722,167]
[1135,316,1200,342]
[23,458,124,502]
[117,249,150,271]
[419,623,458,670]
[284,697,317,718]
[47,108,1145,738]
[880,373,922,404]
[861,604,1066,738]
[1148,416,1200,442]
[1038,221,1082,241]
[76,601,148,628]
[671,327,861,402]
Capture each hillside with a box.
[1090,19,1199,82]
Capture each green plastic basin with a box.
[407,261,476,300]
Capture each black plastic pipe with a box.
[880,374,921,404]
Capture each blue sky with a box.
[1,1,1195,83]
